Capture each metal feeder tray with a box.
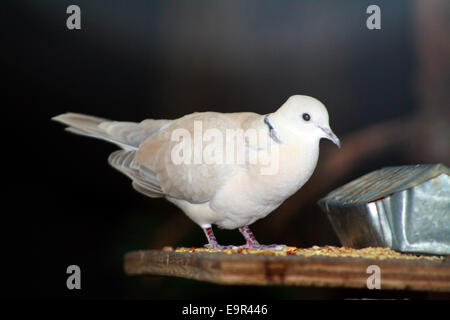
[318,163,450,255]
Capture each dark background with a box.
[4,0,449,299]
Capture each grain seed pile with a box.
[168,245,444,261]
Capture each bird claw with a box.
[251,244,287,250]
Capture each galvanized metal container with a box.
[318,164,450,255]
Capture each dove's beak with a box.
[319,125,341,148]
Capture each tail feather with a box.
[52,112,169,150]
[53,112,169,198]
[52,112,110,131]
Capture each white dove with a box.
[53,95,340,249]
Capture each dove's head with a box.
[270,95,340,148]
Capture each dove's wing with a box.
[53,111,265,203]
[135,112,260,203]
[108,150,165,198]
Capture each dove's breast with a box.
[210,141,320,229]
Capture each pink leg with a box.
[202,225,286,250]
[238,226,260,247]
[202,226,236,250]
[239,226,286,250]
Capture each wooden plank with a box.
[124,250,450,292]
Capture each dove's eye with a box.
[302,113,311,121]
